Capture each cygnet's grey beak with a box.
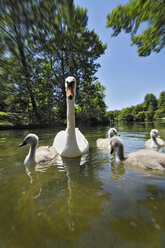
[18,140,27,147]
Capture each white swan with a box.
[53,76,89,157]
[19,133,57,165]
[110,136,165,170]
[96,128,119,148]
[145,129,165,148]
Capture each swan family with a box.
[18,76,165,170]
[19,76,89,165]
[19,127,165,169]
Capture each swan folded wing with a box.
[75,128,89,153]
[53,131,66,155]
[126,149,165,170]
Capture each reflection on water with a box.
[111,161,125,180]
[0,122,165,248]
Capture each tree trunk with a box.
[13,23,42,122]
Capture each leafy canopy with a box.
[0,0,107,125]
[106,0,165,56]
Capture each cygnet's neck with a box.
[151,135,159,147]
[116,143,125,161]
[25,142,37,165]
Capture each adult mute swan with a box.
[145,129,165,148]
[53,76,89,157]
[18,133,57,165]
[96,128,119,148]
[110,136,165,170]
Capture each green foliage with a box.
[145,104,155,121]
[154,91,165,118]
[76,80,108,124]
[106,0,165,56]
[108,110,120,121]
[143,93,158,111]
[118,107,134,121]
[154,109,165,119]
[0,111,24,125]
[158,91,165,108]
[0,0,107,126]
[135,111,145,121]
[108,91,164,122]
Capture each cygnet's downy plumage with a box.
[110,136,165,170]
[96,128,119,148]
[145,129,165,148]
[19,133,57,165]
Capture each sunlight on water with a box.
[0,122,165,248]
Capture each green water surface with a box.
[0,121,165,248]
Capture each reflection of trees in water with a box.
[110,161,125,180]
[59,156,111,237]
[8,154,111,247]
[109,183,165,248]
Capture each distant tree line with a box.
[0,0,107,126]
[108,91,165,122]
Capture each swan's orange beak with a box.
[67,85,74,100]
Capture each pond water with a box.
[0,121,165,248]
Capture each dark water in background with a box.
[0,121,165,248]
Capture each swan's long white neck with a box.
[67,97,75,132]
[63,95,81,157]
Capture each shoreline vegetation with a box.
[0,91,165,130]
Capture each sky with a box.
[74,0,165,111]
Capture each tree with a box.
[0,71,15,111]
[118,107,135,121]
[0,0,107,125]
[145,103,155,121]
[143,93,158,111]
[106,0,165,56]
[158,91,165,108]
[154,91,165,118]
[135,111,145,121]
[0,0,44,122]
[108,110,120,121]
[32,0,107,120]
[76,79,107,124]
